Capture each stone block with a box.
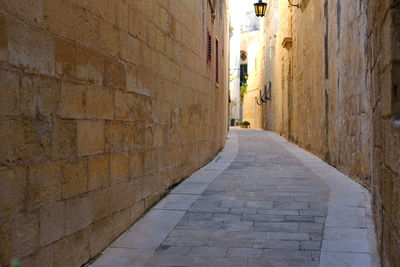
[141,174,156,201]
[129,151,145,178]
[110,152,129,184]
[105,121,126,152]
[136,68,155,97]
[54,228,90,267]
[113,208,131,237]
[159,7,170,33]
[144,149,157,175]
[111,181,135,212]
[33,244,54,267]
[21,75,58,118]
[26,162,61,210]
[51,119,77,160]
[118,1,129,32]
[88,155,110,191]
[0,218,12,265]
[86,85,113,120]
[0,120,23,164]
[0,167,25,218]
[11,211,39,259]
[136,0,153,17]
[155,28,165,52]
[144,124,153,147]
[0,69,20,116]
[43,0,86,43]
[114,90,135,121]
[65,194,92,235]
[130,200,145,222]
[135,95,153,122]
[128,8,148,41]
[104,57,126,90]
[126,64,137,92]
[55,38,76,76]
[131,177,143,204]
[165,36,173,58]
[105,0,118,26]
[58,81,86,119]
[0,15,8,61]
[381,167,393,215]
[39,201,65,246]
[77,120,105,156]
[89,216,113,258]
[18,119,52,163]
[91,187,113,221]
[130,123,145,148]
[76,47,103,83]
[99,21,119,57]
[36,77,58,118]
[61,159,88,199]
[7,19,55,75]
[120,31,141,65]
[171,16,182,41]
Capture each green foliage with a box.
[10,260,22,267]
[240,121,250,126]
[240,83,248,103]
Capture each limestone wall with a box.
[368,1,400,265]
[258,0,400,264]
[259,0,279,131]
[0,0,228,265]
[242,31,263,128]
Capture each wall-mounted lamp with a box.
[288,0,300,8]
[244,73,249,81]
[254,0,267,17]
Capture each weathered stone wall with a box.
[0,0,228,265]
[259,0,278,131]
[262,0,371,192]
[368,0,400,265]
[258,0,400,265]
[242,31,263,128]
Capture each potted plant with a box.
[240,121,250,128]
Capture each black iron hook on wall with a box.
[288,0,300,8]
[256,81,272,105]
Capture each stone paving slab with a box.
[91,130,379,267]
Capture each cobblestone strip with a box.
[90,133,239,266]
[268,132,380,267]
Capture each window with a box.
[216,38,219,85]
[240,64,248,85]
[207,30,212,66]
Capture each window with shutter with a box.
[216,38,219,85]
[207,30,212,66]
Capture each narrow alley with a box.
[0,0,399,266]
[92,129,379,267]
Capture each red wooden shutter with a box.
[216,38,219,84]
[207,30,212,66]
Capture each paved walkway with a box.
[91,130,380,267]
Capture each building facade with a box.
[256,0,400,265]
[0,0,229,265]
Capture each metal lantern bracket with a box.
[288,0,300,8]
[256,81,272,105]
